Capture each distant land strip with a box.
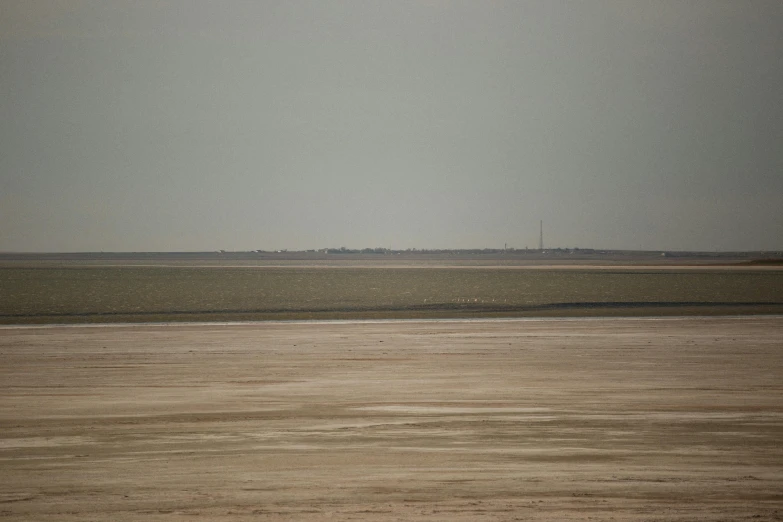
[1,250,782,266]
[3,264,781,324]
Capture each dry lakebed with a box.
[1,316,782,520]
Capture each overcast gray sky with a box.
[1,1,781,252]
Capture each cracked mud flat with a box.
[1,317,782,521]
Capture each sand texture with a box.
[1,317,782,520]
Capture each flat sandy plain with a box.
[1,317,782,520]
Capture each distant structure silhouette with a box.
[539,220,544,250]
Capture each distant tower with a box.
[539,220,544,251]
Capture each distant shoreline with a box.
[1,249,781,267]
[2,263,782,271]
[4,314,783,330]
[4,304,783,326]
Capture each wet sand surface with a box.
[1,317,782,520]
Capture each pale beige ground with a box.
[1,317,782,521]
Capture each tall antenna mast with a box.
[539,220,544,250]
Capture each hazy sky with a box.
[1,1,781,252]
